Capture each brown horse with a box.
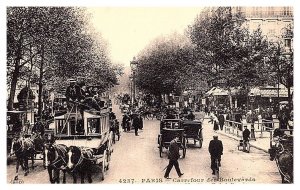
[269,139,293,183]
[10,134,35,180]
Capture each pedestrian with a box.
[204,106,209,116]
[242,126,250,153]
[208,135,223,175]
[186,110,195,120]
[278,111,288,130]
[218,113,225,131]
[65,79,84,110]
[164,135,184,179]
[122,113,130,132]
[138,114,143,130]
[235,112,243,131]
[209,112,219,131]
[132,114,140,136]
[287,110,293,135]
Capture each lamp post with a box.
[129,75,133,106]
[249,92,256,140]
[282,26,293,113]
[130,57,138,108]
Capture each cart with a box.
[158,119,186,158]
[182,120,203,148]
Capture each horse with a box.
[67,146,95,183]
[10,134,35,180]
[269,137,293,183]
[44,143,68,183]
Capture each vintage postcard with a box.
[5,2,294,185]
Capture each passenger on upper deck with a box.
[65,79,84,110]
[186,110,195,120]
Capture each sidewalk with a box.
[194,111,271,153]
[216,129,270,153]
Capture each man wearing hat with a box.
[131,113,140,136]
[186,110,195,120]
[164,134,184,179]
[208,135,223,175]
[242,125,250,152]
[65,78,84,110]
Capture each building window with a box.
[283,7,292,16]
[267,7,274,17]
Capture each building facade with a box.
[232,7,293,42]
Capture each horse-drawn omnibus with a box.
[52,105,113,182]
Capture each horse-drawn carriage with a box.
[158,119,187,158]
[7,111,27,154]
[268,129,293,183]
[51,106,113,182]
[182,120,203,148]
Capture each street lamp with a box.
[249,92,256,140]
[282,26,293,113]
[129,75,133,105]
[130,57,138,107]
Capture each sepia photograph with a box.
[5,1,294,185]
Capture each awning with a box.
[205,87,228,96]
[260,89,288,97]
[250,86,292,98]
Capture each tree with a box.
[267,31,294,111]
[7,7,120,114]
[135,33,197,98]
[187,7,272,107]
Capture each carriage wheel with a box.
[108,131,114,154]
[198,130,203,148]
[182,138,186,158]
[159,136,163,158]
[117,132,120,141]
[112,133,116,144]
[101,150,107,181]
[199,139,203,148]
[106,149,110,171]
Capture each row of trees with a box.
[7,7,123,114]
[135,7,293,107]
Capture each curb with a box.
[216,131,269,153]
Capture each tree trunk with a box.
[7,67,20,110]
[38,45,45,118]
[228,88,232,109]
[7,37,23,111]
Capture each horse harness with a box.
[69,147,97,173]
[12,137,34,154]
[49,145,68,170]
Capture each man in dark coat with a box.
[186,110,195,120]
[208,135,223,175]
[32,120,45,136]
[131,114,140,136]
[242,126,250,152]
[164,135,184,179]
[218,113,225,130]
[235,112,243,131]
[122,113,130,132]
[138,114,143,130]
[65,79,84,102]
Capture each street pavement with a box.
[6,104,282,184]
[103,105,282,184]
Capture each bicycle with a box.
[243,140,250,153]
[212,158,220,180]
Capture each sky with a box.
[87,8,202,66]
